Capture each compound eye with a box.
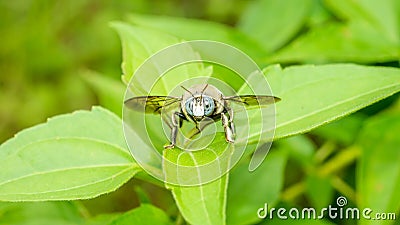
[203,97,214,116]
[185,99,193,115]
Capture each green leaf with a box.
[126,14,267,64]
[114,20,214,179]
[108,204,173,225]
[81,70,125,117]
[356,113,400,225]
[0,202,84,225]
[268,22,400,64]
[164,134,231,225]
[0,106,140,201]
[134,186,152,204]
[226,150,287,225]
[111,21,212,93]
[168,177,228,225]
[238,0,313,52]
[325,0,400,44]
[110,22,182,83]
[268,0,400,64]
[251,64,400,143]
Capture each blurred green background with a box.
[0,0,248,143]
[0,1,399,225]
[0,1,253,221]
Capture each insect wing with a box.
[224,95,280,107]
[124,96,181,114]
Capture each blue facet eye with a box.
[203,97,214,116]
[185,98,193,115]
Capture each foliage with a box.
[1,1,399,225]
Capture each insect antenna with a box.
[181,86,195,97]
[201,84,209,94]
[200,84,209,101]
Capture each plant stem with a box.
[281,181,305,202]
[281,145,361,201]
[74,201,91,219]
[317,145,361,176]
[176,212,185,225]
[314,141,336,164]
[330,175,357,203]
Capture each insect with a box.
[125,84,280,149]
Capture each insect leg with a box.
[228,107,235,137]
[161,113,173,129]
[164,111,180,149]
[187,118,214,139]
[177,112,186,128]
[221,112,234,143]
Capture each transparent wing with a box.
[223,95,281,106]
[124,96,182,114]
